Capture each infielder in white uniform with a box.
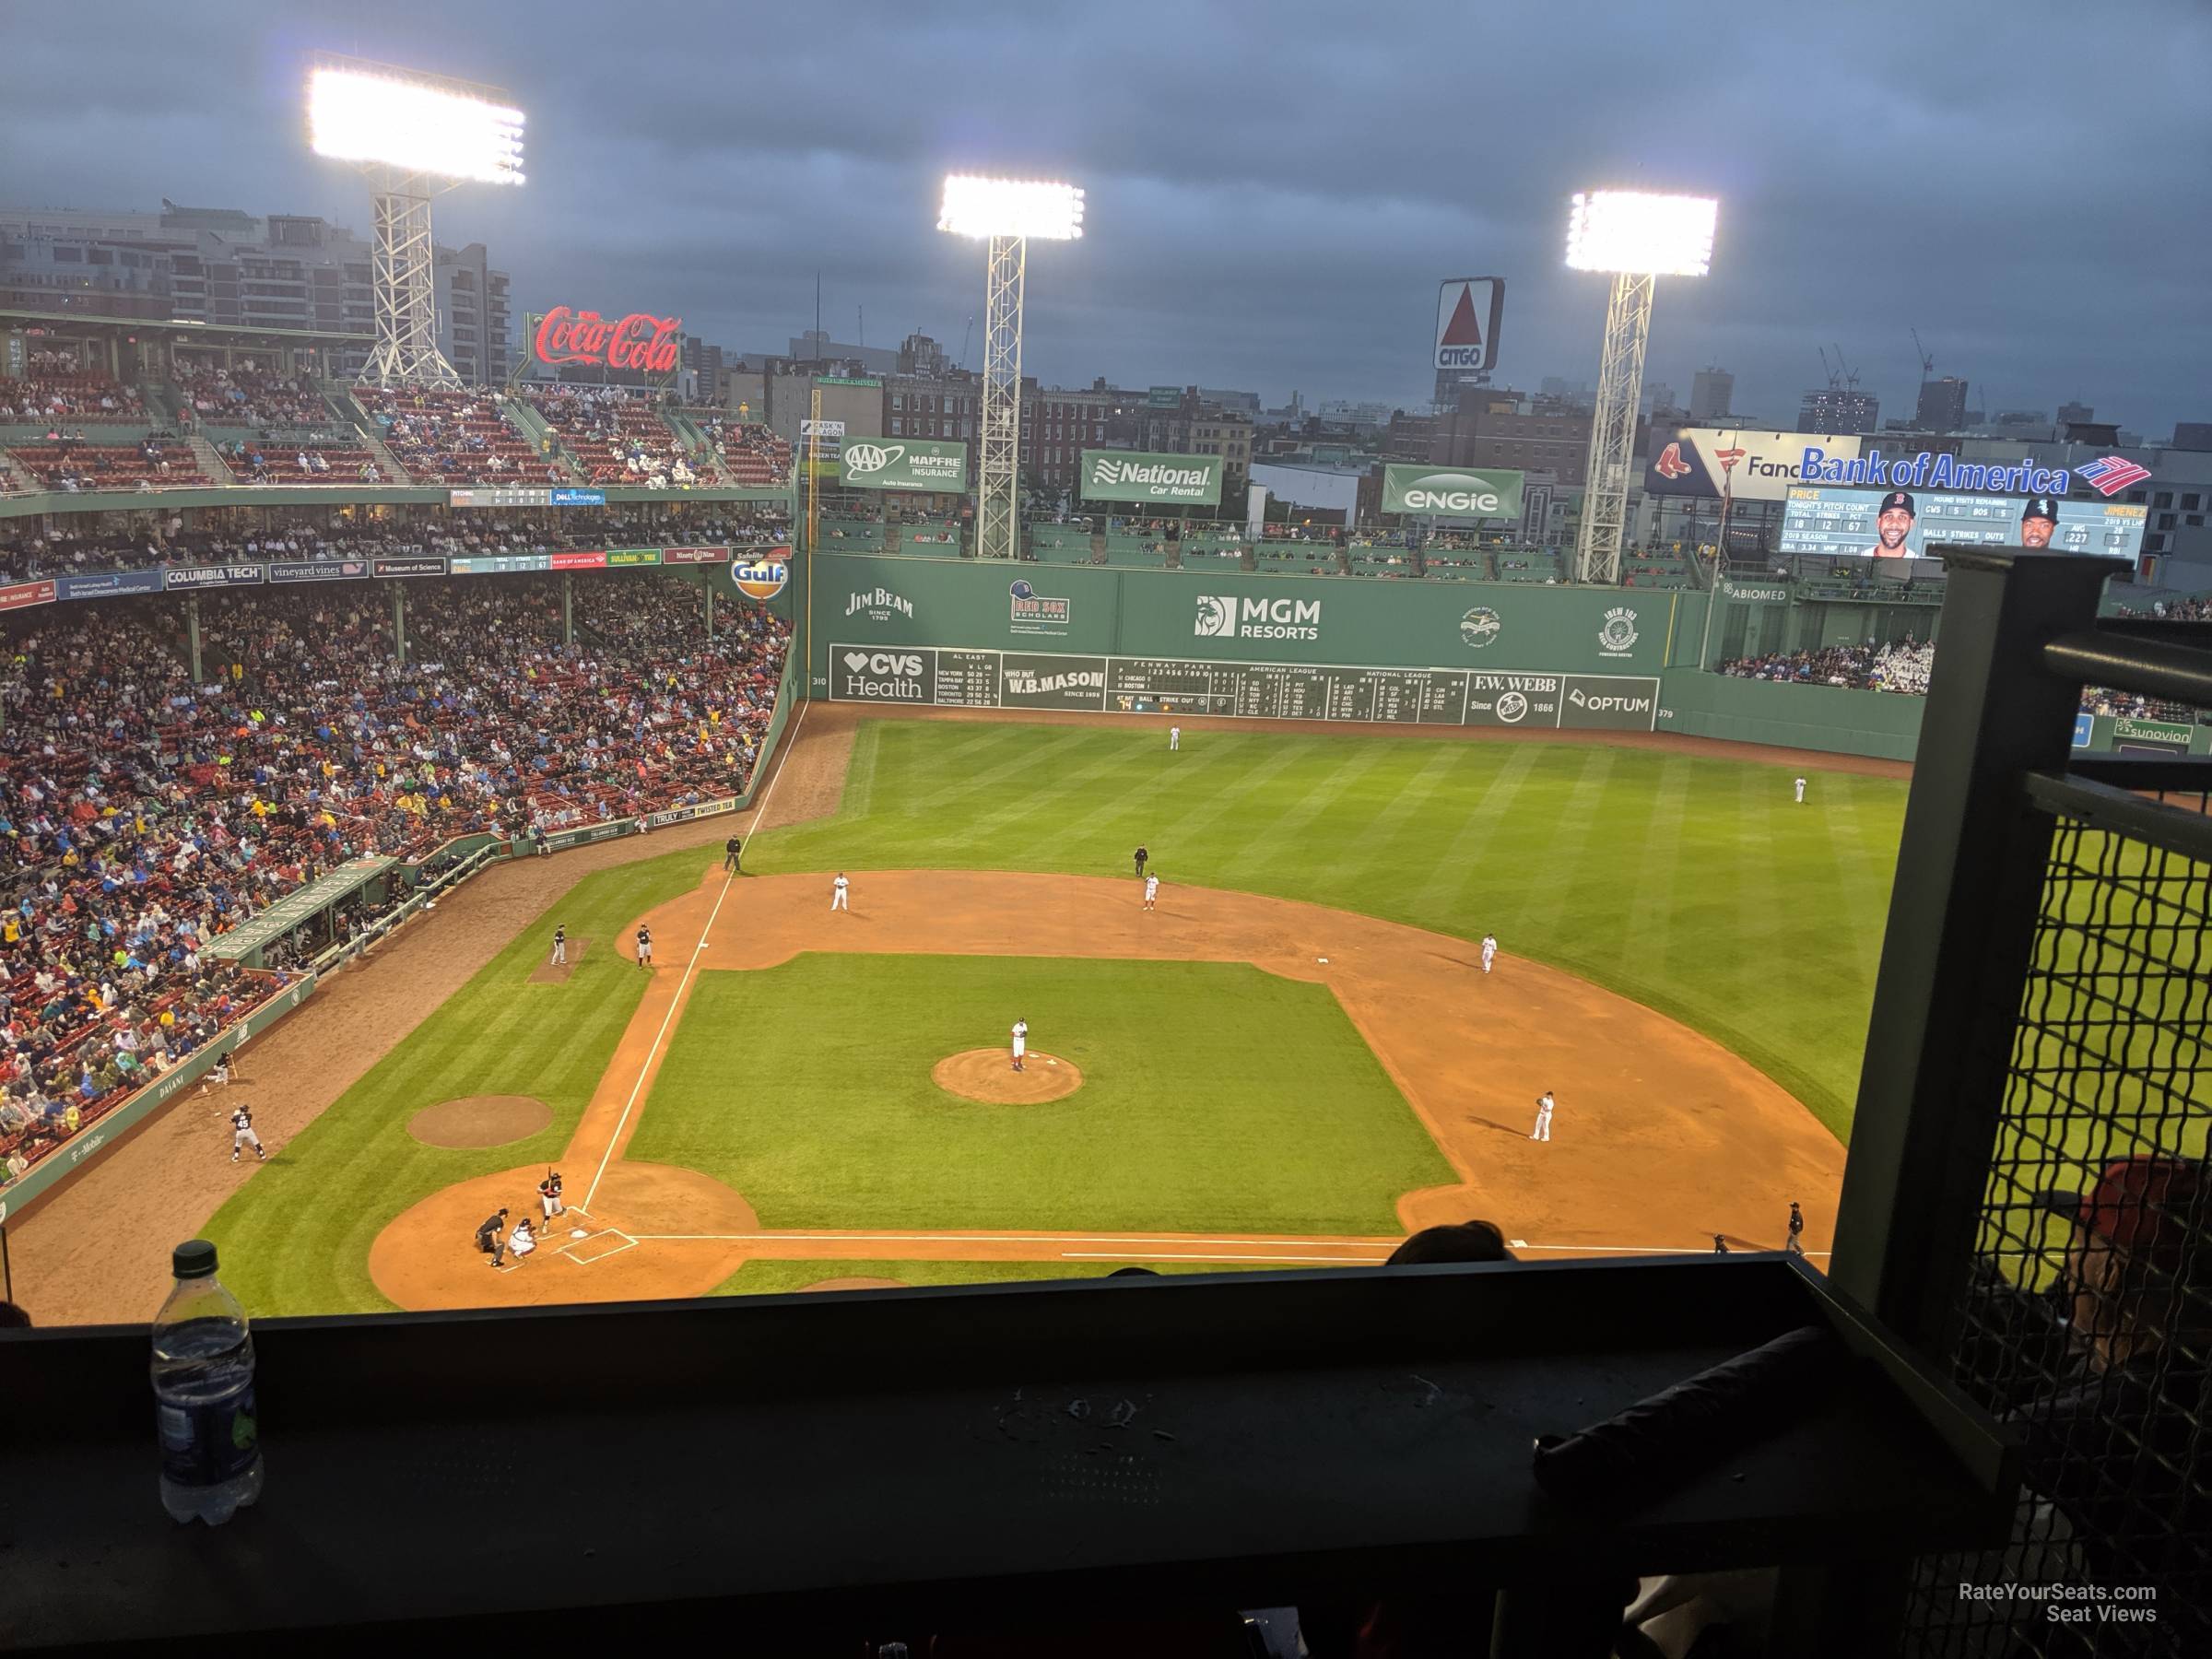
[1011,1018,1029,1073]
[831,873,850,912]
[230,1104,265,1163]
[1794,776,1806,804]
[1169,725,1181,751]
[1531,1090,1554,1142]
[1480,933,1498,974]
[1143,873,1159,911]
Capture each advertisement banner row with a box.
[0,549,758,610]
[828,641,1659,732]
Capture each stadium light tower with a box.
[1565,190,1716,585]
[308,59,525,388]
[937,175,1084,561]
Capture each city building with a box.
[1913,375,1971,432]
[1689,368,1734,423]
[2172,422,2212,453]
[0,201,511,382]
[1798,386,1880,434]
[1642,382,1677,417]
[1024,384,1122,495]
[2056,400,2094,428]
[1431,393,1601,487]
[786,330,902,377]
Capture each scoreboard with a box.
[829,645,1657,732]
[1780,486,2146,560]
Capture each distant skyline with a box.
[6,0,2206,434]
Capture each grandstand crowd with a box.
[1718,641,1936,695]
[0,572,789,1190]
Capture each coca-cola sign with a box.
[533,307,682,374]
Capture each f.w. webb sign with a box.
[1081,450,1223,507]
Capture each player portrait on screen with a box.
[1866,490,1917,559]
[2019,495,2058,548]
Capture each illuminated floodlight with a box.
[1564,190,1716,276]
[936,175,1085,241]
[309,65,526,185]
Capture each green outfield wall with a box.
[796,551,2206,762]
[1653,671,1925,760]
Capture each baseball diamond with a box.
[8,700,1897,1323]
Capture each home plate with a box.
[570,1229,590,1240]
[1318,957,1329,964]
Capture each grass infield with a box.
[630,954,1453,1235]
[754,720,1908,1135]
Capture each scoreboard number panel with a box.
[830,646,1655,732]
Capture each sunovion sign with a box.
[1800,445,2073,496]
[533,308,682,374]
[1381,465,1524,520]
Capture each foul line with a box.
[580,703,811,1213]
[1509,1241,1832,1259]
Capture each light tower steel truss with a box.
[1574,270,1653,586]
[362,175,461,389]
[976,234,1027,562]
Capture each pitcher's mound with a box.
[529,938,590,982]
[932,1049,1084,1104]
[409,1095,553,1148]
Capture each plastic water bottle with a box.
[151,1240,264,1524]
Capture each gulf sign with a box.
[731,553,791,601]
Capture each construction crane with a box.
[1912,328,1935,383]
[1834,344,1861,390]
[1818,346,1842,389]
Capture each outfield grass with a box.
[630,954,1453,1234]
[204,846,722,1316]
[753,721,1907,1135]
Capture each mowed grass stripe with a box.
[759,722,1909,1135]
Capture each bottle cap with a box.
[172,1240,218,1280]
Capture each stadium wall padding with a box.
[1652,670,1925,760]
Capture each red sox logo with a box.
[1653,442,1693,480]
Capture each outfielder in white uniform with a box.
[1011,1018,1029,1073]
[1794,776,1806,804]
[831,873,850,912]
[230,1104,265,1163]
[1531,1091,1554,1143]
[550,925,567,967]
[1143,873,1159,911]
[1480,933,1498,975]
[1169,725,1181,751]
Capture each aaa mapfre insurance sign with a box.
[533,308,681,374]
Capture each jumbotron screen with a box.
[1779,487,2147,560]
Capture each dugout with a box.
[8,551,2210,1654]
[202,853,398,970]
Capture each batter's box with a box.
[561,1229,638,1265]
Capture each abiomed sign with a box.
[1080,450,1223,507]
[1381,465,1525,520]
[841,438,968,493]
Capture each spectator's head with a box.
[2041,1156,2209,1370]
[1387,1218,1515,1265]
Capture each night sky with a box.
[8,0,2207,433]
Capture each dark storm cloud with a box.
[7,0,2206,430]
